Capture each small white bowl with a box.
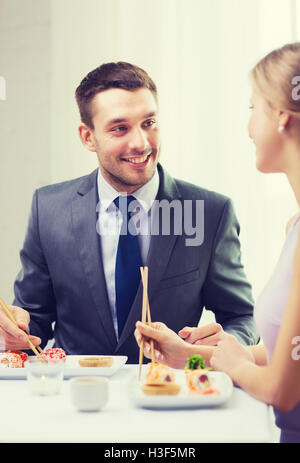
[70,376,109,412]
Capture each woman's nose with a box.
[248,119,253,139]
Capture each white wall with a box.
[0,0,51,303]
[0,0,299,322]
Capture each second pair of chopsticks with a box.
[0,297,44,359]
[138,266,155,380]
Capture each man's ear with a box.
[78,123,97,152]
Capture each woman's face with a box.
[248,88,284,173]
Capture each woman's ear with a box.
[78,123,97,152]
[277,111,291,131]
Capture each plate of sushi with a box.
[130,354,233,409]
[0,348,127,379]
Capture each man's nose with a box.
[127,127,148,152]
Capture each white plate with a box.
[64,355,128,378]
[129,370,233,409]
[0,355,128,379]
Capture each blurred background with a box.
[0,0,299,324]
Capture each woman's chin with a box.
[256,163,269,174]
[255,156,273,174]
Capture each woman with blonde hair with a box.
[135,42,300,443]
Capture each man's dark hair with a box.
[75,62,157,128]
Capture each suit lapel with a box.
[71,169,117,349]
[116,164,181,350]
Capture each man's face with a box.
[83,87,161,193]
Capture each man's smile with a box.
[121,153,152,168]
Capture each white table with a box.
[0,365,278,443]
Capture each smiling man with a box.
[78,84,160,192]
[1,62,259,362]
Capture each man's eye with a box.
[112,126,127,133]
[249,105,254,110]
[143,119,156,128]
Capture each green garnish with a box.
[185,354,211,370]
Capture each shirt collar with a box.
[97,167,159,213]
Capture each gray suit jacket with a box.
[13,164,259,363]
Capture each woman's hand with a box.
[210,334,255,378]
[134,321,193,369]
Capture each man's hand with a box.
[178,323,226,346]
[0,305,41,350]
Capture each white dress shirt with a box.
[96,168,159,340]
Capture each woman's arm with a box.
[248,344,267,366]
[193,342,267,367]
[211,231,300,412]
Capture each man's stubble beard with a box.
[96,146,160,191]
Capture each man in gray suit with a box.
[0,62,259,363]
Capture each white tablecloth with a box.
[0,365,279,443]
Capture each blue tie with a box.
[114,195,143,337]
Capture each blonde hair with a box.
[251,42,300,119]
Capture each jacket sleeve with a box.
[202,198,260,345]
[13,190,55,347]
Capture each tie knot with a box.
[114,195,138,217]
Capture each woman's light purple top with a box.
[254,211,300,443]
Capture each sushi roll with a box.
[145,362,175,385]
[0,352,23,368]
[44,347,67,361]
[142,362,181,395]
[185,354,218,395]
[7,350,28,367]
[185,369,212,391]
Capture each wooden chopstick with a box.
[146,299,155,362]
[138,266,155,380]
[141,267,154,359]
[23,329,44,355]
[0,297,44,359]
[138,266,147,379]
